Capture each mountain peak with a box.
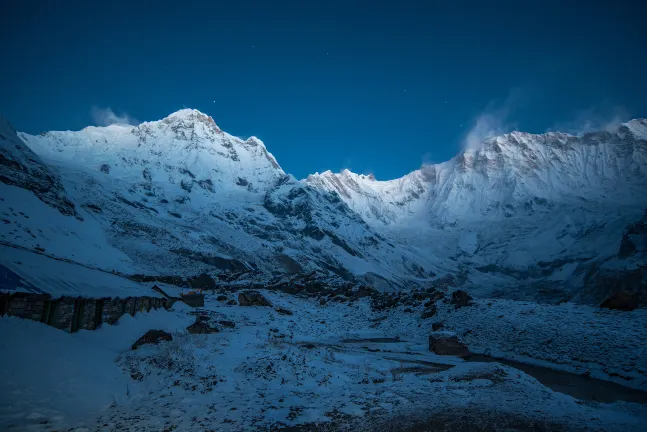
[624,118,647,139]
[164,108,205,119]
[160,108,220,132]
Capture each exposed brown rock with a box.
[238,291,272,307]
[131,329,173,350]
[451,290,473,309]
[422,305,437,319]
[600,291,639,311]
[275,307,293,316]
[186,321,219,334]
[429,331,470,357]
[218,320,236,328]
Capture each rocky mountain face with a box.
[0,117,78,219]
[3,110,646,305]
[575,209,647,308]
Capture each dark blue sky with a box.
[2,1,646,180]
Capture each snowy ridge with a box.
[4,110,647,301]
[22,109,284,195]
[305,169,428,224]
[308,124,647,224]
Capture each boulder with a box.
[353,286,376,299]
[186,321,219,334]
[451,290,473,309]
[216,295,228,301]
[421,305,437,319]
[428,331,470,357]
[238,291,272,307]
[275,307,293,316]
[305,281,324,293]
[131,330,173,350]
[188,273,216,290]
[218,320,236,328]
[278,284,304,295]
[432,322,444,331]
[600,291,639,311]
[227,299,238,305]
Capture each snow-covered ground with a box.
[433,299,647,390]
[0,305,193,431]
[2,291,646,431]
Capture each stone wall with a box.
[139,297,151,313]
[102,298,124,324]
[49,298,76,331]
[0,294,9,315]
[1,293,166,333]
[79,299,98,331]
[124,297,137,316]
[3,294,48,321]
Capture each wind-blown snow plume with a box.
[462,91,523,150]
[551,106,629,136]
[463,111,510,150]
[91,106,139,126]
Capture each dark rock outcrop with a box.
[422,305,437,319]
[218,320,236,328]
[619,210,647,258]
[600,291,640,311]
[131,329,173,350]
[238,291,272,307]
[186,321,219,334]
[275,307,293,315]
[428,331,470,357]
[0,117,79,218]
[451,290,473,309]
[188,273,217,290]
[577,210,647,308]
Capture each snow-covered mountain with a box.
[7,110,435,289]
[308,121,647,224]
[3,109,646,303]
[308,121,647,302]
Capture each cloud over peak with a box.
[91,106,139,126]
